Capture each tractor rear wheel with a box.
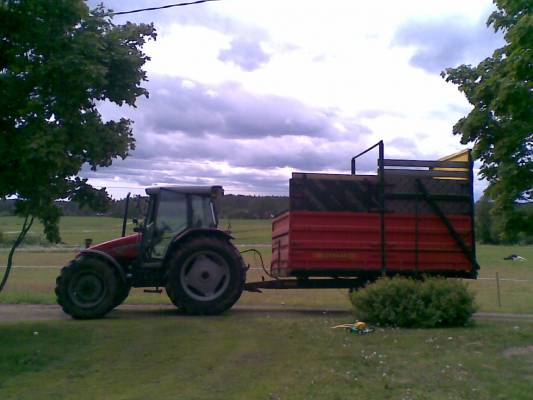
[165,287,180,309]
[166,237,245,315]
[55,258,117,319]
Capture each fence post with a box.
[496,272,501,308]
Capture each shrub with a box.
[350,276,477,328]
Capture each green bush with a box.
[350,276,477,328]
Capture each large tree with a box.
[0,0,156,291]
[442,0,532,240]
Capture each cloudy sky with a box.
[85,0,504,198]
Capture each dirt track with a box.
[1,304,533,322]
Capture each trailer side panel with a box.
[271,210,474,278]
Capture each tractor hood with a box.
[87,233,141,260]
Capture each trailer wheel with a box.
[55,258,117,319]
[166,237,245,315]
[348,277,377,294]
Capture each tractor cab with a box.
[139,186,223,262]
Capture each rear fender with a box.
[174,227,234,242]
[77,249,128,285]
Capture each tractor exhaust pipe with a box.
[121,192,131,237]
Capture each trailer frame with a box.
[251,141,479,289]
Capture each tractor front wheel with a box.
[55,258,117,319]
[112,283,131,309]
[166,237,245,315]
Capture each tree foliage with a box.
[475,194,533,244]
[0,0,155,291]
[442,0,532,239]
[0,0,156,242]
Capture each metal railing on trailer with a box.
[350,141,478,278]
[351,141,386,274]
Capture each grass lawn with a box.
[0,216,271,248]
[2,244,533,313]
[0,216,133,248]
[219,218,272,244]
[468,244,533,313]
[0,316,532,399]
[1,217,532,313]
[1,218,532,399]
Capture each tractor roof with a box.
[145,185,223,197]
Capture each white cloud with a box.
[88,0,499,197]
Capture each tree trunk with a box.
[0,214,35,293]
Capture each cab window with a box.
[190,195,216,228]
[152,190,188,258]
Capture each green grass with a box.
[466,244,533,313]
[0,216,271,247]
[1,217,532,313]
[0,317,532,399]
[476,243,533,272]
[0,249,76,267]
[1,219,531,399]
[0,216,133,247]
[219,218,272,244]
[1,245,532,313]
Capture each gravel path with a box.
[1,304,532,322]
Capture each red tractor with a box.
[55,186,246,319]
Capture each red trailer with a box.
[249,141,478,291]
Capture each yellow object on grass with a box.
[355,321,367,330]
[331,321,374,335]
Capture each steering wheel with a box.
[151,221,172,247]
[158,221,172,233]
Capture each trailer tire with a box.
[348,277,377,294]
[55,258,117,319]
[166,237,245,315]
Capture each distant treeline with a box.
[219,195,288,219]
[475,196,533,245]
[0,194,289,220]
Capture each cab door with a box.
[149,190,189,260]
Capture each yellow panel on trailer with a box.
[432,149,470,180]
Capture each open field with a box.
[1,216,532,312]
[219,218,272,244]
[1,217,532,399]
[0,315,532,399]
[1,244,532,313]
[0,216,271,247]
[0,216,134,248]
